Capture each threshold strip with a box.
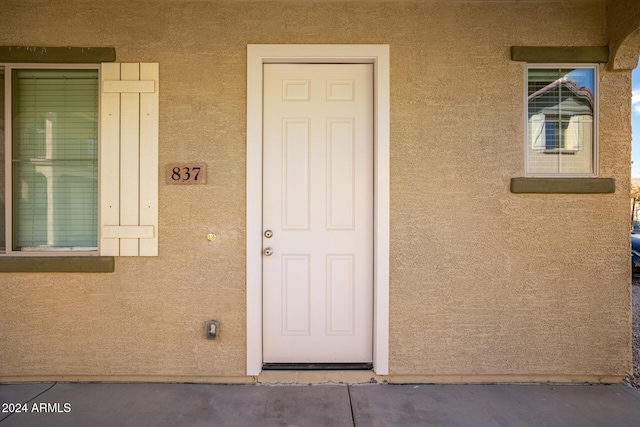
[262,363,373,371]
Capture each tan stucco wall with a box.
[607,0,640,70]
[0,0,633,382]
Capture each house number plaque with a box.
[165,163,207,184]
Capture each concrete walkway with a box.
[1,383,640,426]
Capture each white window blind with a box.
[11,69,98,251]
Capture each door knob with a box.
[264,247,274,256]
[264,230,273,238]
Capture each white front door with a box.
[262,64,373,364]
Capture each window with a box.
[1,69,5,250]
[1,62,159,257]
[1,65,99,254]
[526,65,597,176]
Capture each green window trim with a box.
[0,256,114,272]
[510,177,615,194]
[0,47,115,63]
[511,46,609,63]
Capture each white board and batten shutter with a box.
[100,63,159,256]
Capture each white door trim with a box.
[246,44,390,376]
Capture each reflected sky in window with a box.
[631,64,640,177]
[565,68,595,92]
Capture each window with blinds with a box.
[11,69,99,251]
[0,69,5,252]
[526,66,596,176]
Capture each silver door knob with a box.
[264,248,273,256]
[264,230,273,238]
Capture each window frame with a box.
[524,63,599,178]
[1,63,101,257]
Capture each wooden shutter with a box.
[100,63,159,256]
[565,114,592,151]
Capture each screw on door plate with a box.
[206,320,220,340]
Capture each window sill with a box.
[0,256,115,273]
[510,177,615,194]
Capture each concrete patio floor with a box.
[1,382,640,426]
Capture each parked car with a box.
[632,233,640,274]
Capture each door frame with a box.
[246,44,390,376]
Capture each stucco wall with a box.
[0,0,632,382]
[607,0,640,70]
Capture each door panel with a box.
[262,64,373,363]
